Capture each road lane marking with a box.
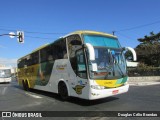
[25,92,42,99]
[1,87,7,95]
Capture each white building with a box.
[127,61,139,67]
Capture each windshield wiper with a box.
[117,64,126,77]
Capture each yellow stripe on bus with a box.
[95,80,123,88]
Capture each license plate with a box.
[112,90,119,94]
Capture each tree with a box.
[136,32,160,67]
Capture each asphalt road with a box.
[0,80,160,120]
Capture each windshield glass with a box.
[89,47,127,79]
[0,69,11,78]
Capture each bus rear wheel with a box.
[22,80,29,91]
[25,81,30,91]
[58,82,69,100]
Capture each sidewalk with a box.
[128,76,160,86]
[129,81,160,86]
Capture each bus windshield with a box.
[91,47,127,79]
[0,69,11,78]
[84,35,127,80]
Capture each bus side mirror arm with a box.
[124,47,137,61]
[85,43,95,61]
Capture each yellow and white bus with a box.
[17,30,136,100]
[0,67,12,83]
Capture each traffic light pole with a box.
[0,31,24,43]
[0,34,18,37]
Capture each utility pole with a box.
[112,31,115,35]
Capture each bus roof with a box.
[64,30,117,39]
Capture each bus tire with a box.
[22,80,27,91]
[58,82,69,100]
[25,81,30,91]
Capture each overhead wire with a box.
[115,32,134,40]
[0,27,66,40]
[0,28,66,35]
[25,35,56,40]
[115,20,160,32]
[24,30,66,35]
[111,19,160,44]
[1,19,160,40]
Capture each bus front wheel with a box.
[58,82,69,100]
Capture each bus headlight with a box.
[124,82,128,85]
[91,85,105,90]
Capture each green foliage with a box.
[124,51,133,60]
[136,32,160,67]
[137,63,154,70]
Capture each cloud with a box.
[0,58,17,67]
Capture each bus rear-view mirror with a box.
[85,43,95,61]
[124,47,137,61]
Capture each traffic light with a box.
[17,31,24,43]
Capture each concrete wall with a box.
[129,76,160,83]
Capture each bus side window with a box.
[40,48,47,63]
[40,46,54,63]
[31,52,39,65]
[53,38,67,59]
[18,59,25,68]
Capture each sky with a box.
[0,0,160,67]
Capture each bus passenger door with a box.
[72,49,88,96]
[76,49,87,79]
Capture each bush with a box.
[128,63,160,77]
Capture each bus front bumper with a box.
[89,84,129,100]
